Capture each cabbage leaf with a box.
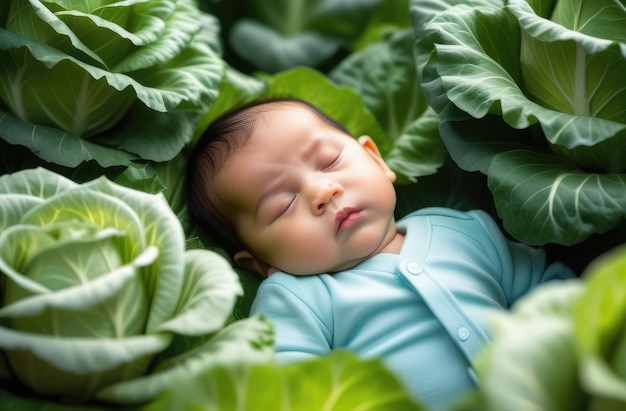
[418,0,626,246]
[0,0,224,168]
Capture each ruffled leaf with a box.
[96,316,274,404]
[156,249,243,336]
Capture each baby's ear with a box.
[358,135,396,183]
[234,250,277,278]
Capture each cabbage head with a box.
[0,167,273,404]
[0,0,223,168]
[456,244,626,411]
[418,0,626,246]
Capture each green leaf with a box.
[421,2,626,245]
[229,266,263,321]
[145,350,424,411]
[0,194,44,236]
[0,110,139,168]
[510,0,626,121]
[575,244,626,404]
[331,30,423,141]
[228,0,385,72]
[118,152,192,236]
[0,0,223,168]
[520,0,626,51]
[0,383,117,411]
[473,280,587,411]
[0,326,171,399]
[156,249,243,336]
[192,66,268,142]
[488,149,626,245]
[111,0,202,72]
[0,223,125,294]
[96,315,274,404]
[0,25,222,144]
[421,5,525,120]
[151,152,188,220]
[44,6,136,69]
[0,167,261,405]
[230,19,342,73]
[247,0,380,39]
[19,187,147,262]
[437,117,534,174]
[247,0,322,36]
[81,177,186,334]
[422,2,626,171]
[0,36,139,136]
[0,224,58,295]
[7,0,107,67]
[113,162,165,195]
[0,167,74,202]
[126,41,223,111]
[0,237,155,340]
[101,104,201,163]
[329,0,410,47]
[330,30,446,183]
[409,0,504,40]
[394,157,493,217]
[385,107,446,184]
[194,12,223,56]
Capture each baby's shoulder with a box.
[399,207,502,245]
[253,272,335,317]
[259,272,332,296]
[401,207,492,224]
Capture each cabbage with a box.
[329,29,447,184]
[0,167,273,404]
[0,0,223,168]
[147,351,424,411]
[417,0,626,246]
[459,244,626,410]
[227,0,380,73]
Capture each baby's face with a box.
[216,102,398,275]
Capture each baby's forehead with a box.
[217,100,345,178]
[244,100,321,125]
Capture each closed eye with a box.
[275,194,297,220]
[322,153,342,171]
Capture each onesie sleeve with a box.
[249,273,333,364]
[468,209,577,305]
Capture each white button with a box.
[407,261,422,275]
[457,326,470,341]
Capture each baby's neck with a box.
[378,231,405,255]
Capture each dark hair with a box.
[186,98,350,257]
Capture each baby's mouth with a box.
[335,208,364,234]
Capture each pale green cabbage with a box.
[0,167,273,405]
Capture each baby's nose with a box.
[311,181,343,214]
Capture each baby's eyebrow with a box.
[301,136,323,162]
[254,175,286,218]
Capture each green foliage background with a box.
[1,0,626,409]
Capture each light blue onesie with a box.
[250,207,575,410]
